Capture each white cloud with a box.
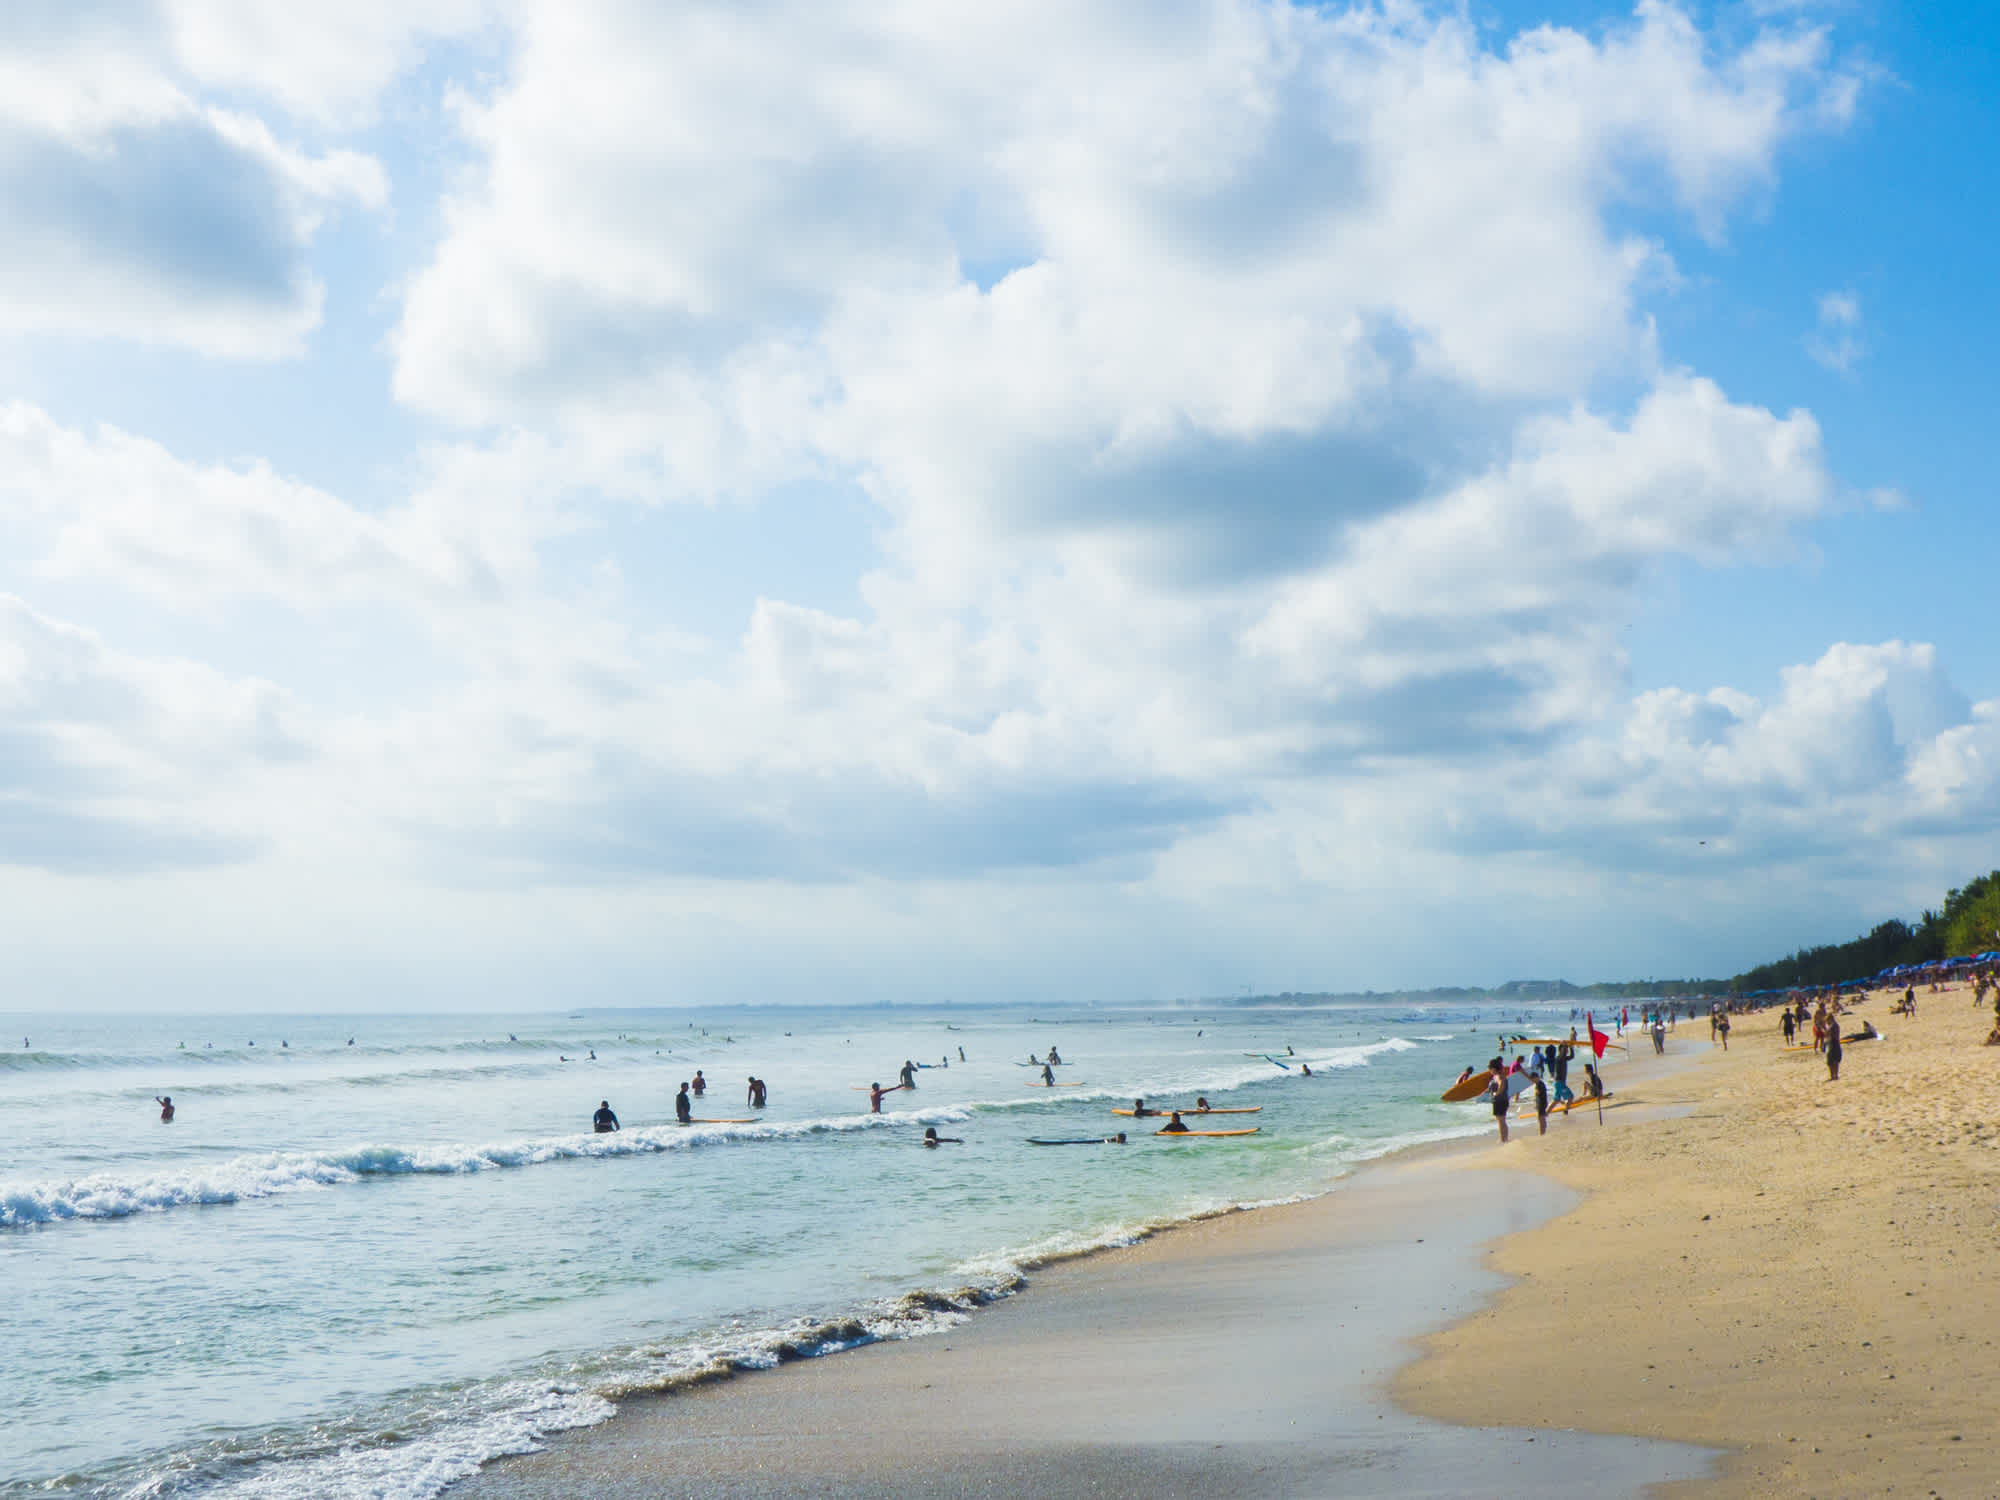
[1806,286,1864,372]
[0,5,388,356]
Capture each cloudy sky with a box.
[2,0,1995,1011]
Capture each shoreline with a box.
[449,1029,1721,1498]
[1397,987,2000,1495]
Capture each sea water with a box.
[0,1000,1599,1498]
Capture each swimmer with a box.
[1300,1063,1313,1076]
[922,1127,964,1148]
[593,1100,619,1133]
[1194,1096,1211,1112]
[1047,1047,1063,1065]
[1160,1111,1190,1134]
[691,1070,705,1096]
[155,1096,175,1123]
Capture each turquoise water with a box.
[0,1001,1587,1498]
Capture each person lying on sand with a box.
[1843,1021,1880,1042]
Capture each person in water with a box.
[1160,1111,1190,1133]
[1299,1063,1313,1076]
[593,1100,619,1133]
[1047,1047,1062,1065]
[957,1046,966,1062]
[1132,1098,1149,1116]
[869,1082,892,1113]
[1194,1096,1210,1112]
[691,1071,706,1096]
[675,1083,693,1123]
[1040,1063,1056,1085]
[899,1060,918,1089]
[922,1127,963,1147]
[155,1095,174,1123]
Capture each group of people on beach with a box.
[1467,1039,1603,1143]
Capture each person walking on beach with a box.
[1532,1073,1549,1136]
[1047,1047,1062,1065]
[154,1095,174,1123]
[1781,1009,1796,1045]
[1825,1026,1843,1082]
[1651,1014,1666,1055]
[592,1100,619,1133]
[675,1083,693,1123]
[1715,1009,1730,1050]
[1485,1061,1510,1143]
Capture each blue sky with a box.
[1,1,1996,1011]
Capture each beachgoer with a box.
[1825,1027,1843,1081]
[1040,1063,1055,1085]
[922,1127,964,1148]
[1652,1016,1666,1055]
[1487,1071,1510,1143]
[900,1060,918,1089]
[691,1071,706,1096]
[1300,1063,1313,1076]
[1904,986,1917,1016]
[675,1083,693,1123]
[1716,1011,1730,1051]
[1047,1047,1063,1065]
[869,1082,887,1113]
[593,1100,619,1133]
[155,1095,174,1123]
[1583,1063,1603,1099]
[1455,1065,1476,1085]
[1781,1010,1796,1045]
[1533,1074,1548,1136]
[957,1047,966,1062]
[1160,1111,1190,1134]
[1194,1097,1211,1112]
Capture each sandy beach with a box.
[452,991,1998,1498]
[1399,989,2000,1496]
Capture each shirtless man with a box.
[155,1095,175,1123]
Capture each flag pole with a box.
[1588,1011,1606,1125]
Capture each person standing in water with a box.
[957,1046,966,1062]
[691,1071,706,1096]
[1159,1111,1190,1133]
[869,1082,892,1113]
[675,1083,693,1123]
[899,1060,918,1089]
[154,1096,174,1123]
[1040,1063,1056,1085]
[593,1100,619,1133]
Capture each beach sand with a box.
[453,992,1998,1498]
[1398,990,2000,1496]
[455,1157,1714,1499]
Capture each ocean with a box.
[0,1000,1594,1498]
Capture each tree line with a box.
[1727,870,2000,993]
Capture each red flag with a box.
[1586,1012,1610,1059]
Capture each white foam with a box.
[1,1110,977,1227]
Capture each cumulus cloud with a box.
[0,593,306,872]
[0,4,389,356]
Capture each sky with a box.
[2,0,1997,1012]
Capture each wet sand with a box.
[454,1039,1717,1499]
[1398,989,2000,1496]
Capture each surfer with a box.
[957,1047,965,1062]
[593,1100,619,1133]
[899,1060,918,1089]
[922,1127,963,1148]
[1047,1047,1062,1065]
[1160,1111,1190,1134]
[155,1095,174,1123]
[1300,1063,1313,1077]
[747,1076,767,1107]
[1485,1069,1510,1143]
[1040,1063,1056,1085]
[675,1083,693,1123]
[691,1071,706,1096]
[869,1082,893,1113]
[1194,1096,1210,1112]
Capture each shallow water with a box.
[0,1001,1587,1498]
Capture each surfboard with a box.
[681,1118,757,1124]
[1154,1126,1260,1137]
[1264,1055,1291,1069]
[850,1084,910,1092]
[1112,1106,1262,1117]
[1025,1081,1087,1087]
[1440,1073,1495,1103]
[1026,1137,1127,1146]
[1015,1061,1069,1067]
[1550,1093,1612,1113]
